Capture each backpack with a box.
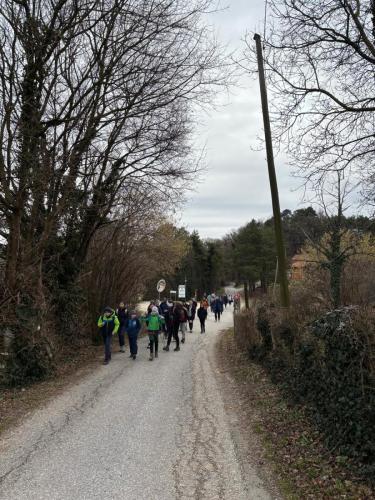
[178,307,186,322]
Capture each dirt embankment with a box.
[215,328,375,500]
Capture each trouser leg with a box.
[148,334,154,354]
[167,328,173,346]
[173,323,180,347]
[154,333,159,354]
[128,333,138,355]
[119,326,125,349]
[103,333,112,361]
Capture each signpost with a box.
[157,279,166,301]
[178,284,186,300]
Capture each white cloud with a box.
[180,1,303,238]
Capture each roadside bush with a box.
[233,308,259,352]
[238,295,375,480]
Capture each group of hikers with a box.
[97,293,234,365]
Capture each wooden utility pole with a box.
[254,33,290,308]
[244,281,250,310]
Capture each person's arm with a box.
[97,316,104,328]
[113,315,120,334]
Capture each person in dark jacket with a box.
[212,297,223,322]
[187,300,196,332]
[125,311,141,360]
[163,302,181,352]
[97,307,120,364]
[223,294,228,308]
[116,302,129,353]
[159,298,170,339]
[197,304,208,333]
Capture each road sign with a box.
[157,279,166,293]
[178,285,186,299]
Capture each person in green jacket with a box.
[142,306,165,361]
[97,307,120,365]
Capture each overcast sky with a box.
[180,0,302,239]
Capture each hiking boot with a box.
[103,360,109,365]
[149,353,154,361]
[181,336,185,344]
[174,346,180,352]
[155,352,158,358]
[132,355,136,360]
[163,346,169,351]
[129,354,133,358]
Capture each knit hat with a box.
[152,306,159,313]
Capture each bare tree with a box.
[0,1,229,376]
[0,0,227,306]
[245,1,375,190]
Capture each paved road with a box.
[0,307,273,500]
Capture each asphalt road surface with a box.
[0,306,273,500]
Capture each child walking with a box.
[197,303,208,333]
[97,307,120,364]
[126,311,141,360]
[143,306,164,361]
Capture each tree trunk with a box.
[244,281,249,309]
[5,210,22,293]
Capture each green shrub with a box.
[239,303,375,480]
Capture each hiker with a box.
[210,294,217,312]
[213,296,223,321]
[207,294,212,308]
[116,302,129,353]
[197,303,208,333]
[147,301,156,314]
[223,295,228,308]
[179,302,188,343]
[163,301,182,352]
[125,311,141,360]
[201,296,209,310]
[159,297,171,339]
[97,307,120,365]
[187,300,196,332]
[142,306,164,361]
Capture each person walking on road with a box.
[180,303,188,343]
[201,296,209,310]
[98,307,120,365]
[187,300,196,332]
[116,302,129,353]
[163,301,182,352]
[197,303,208,333]
[159,297,170,340]
[213,297,223,322]
[126,311,141,360]
[143,306,164,361]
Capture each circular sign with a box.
[157,279,166,293]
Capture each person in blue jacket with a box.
[126,311,142,360]
[212,297,224,322]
